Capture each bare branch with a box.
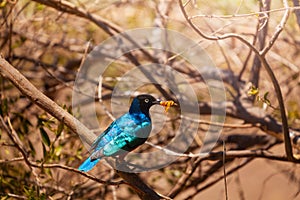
[259,57,295,161]
[292,0,300,27]
[0,56,96,146]
[260,0,290,55]
[0,56,162,200]
[249,0,271,87]
[178,0,259,55]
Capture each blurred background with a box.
[0,0,300,199]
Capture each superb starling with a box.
[78,94,176,172]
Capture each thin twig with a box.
[0,116,125,186]
[292,0,300,27]
[178,0,260,62]
[179,0,296,161]
[223,141,229,200]
[260,0,290,55]
[145,141,298,163]
[0,156,24,164]
[0,57,163,200]
[184,158,252,199]
[0,56,96,145]
[188,6,300,19]
[249,0,271,88]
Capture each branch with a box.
[184,157,252,199]
[31,0,156,63]
[0,56,96,145]
[249,0,271,87]
[260,0,290,55]
[179,0,296,161]
[259,57,294,161]
[146,141,297,163]
[292,0,300,28]
[31,0,174,102]
[178,0,260,56]
[31,0,121,37]
[1,115,124,186]
[168,139,279,199]
[116,170,162,200]
[0,56,162,200]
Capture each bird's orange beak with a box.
[159,100,178,112]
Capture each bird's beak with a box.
[153,99,161,105]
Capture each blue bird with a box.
[78,94,176,172]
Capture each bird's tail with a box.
[78,157,100,172]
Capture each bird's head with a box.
[129,94,177,116]
[129,94,160,115]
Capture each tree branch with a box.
[0,56,96,145]
[260,0,290,55]
[178,0,296,161]
[0,56,162,200]
[292,0,300,28]
[249,0,271,87]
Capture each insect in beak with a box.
[159,100,178,112]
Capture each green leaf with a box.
[39,127,50,147]
[56,122,64,137]
[42,143,48,159]
[36,3,45,11]
[54,145,62,157]
[247,85,259,96]
[263,92,271,105]
[28,140,36,157]
[0,98,8,116]
[39,193,47,200]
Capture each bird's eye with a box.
[144,99,149,103]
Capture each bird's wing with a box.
[89,113,151,160]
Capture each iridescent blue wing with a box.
[90,113,151,159]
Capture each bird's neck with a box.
[129,109,150,120]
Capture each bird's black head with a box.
[129,94,160,116]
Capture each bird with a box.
[78,94,177,172]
